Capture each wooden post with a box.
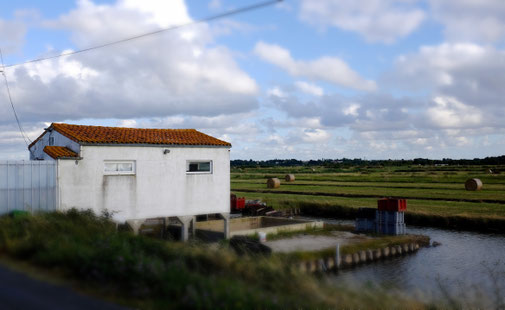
[335,243,341,269]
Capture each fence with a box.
[0,161,57,215]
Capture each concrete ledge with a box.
[195,216,323,237]
[297,242,423,273]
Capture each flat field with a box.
[231,165,505,223]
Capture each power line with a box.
[0,0,281,149]
[3,0,282,69]
[0,48,32,147]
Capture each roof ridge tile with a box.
[29,123,230,148]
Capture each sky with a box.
[1,0,505,160]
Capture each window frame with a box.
[186,160,213,174]
[103,160,136,176]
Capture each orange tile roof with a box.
[43,146,79,159]
[30,123,231,148]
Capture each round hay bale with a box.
[465,178,483,191]
[266,178,280,189]
[285,174,295,182]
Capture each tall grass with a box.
[0,209,427,309]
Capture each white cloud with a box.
[299,0,425,43]
[295,81,324,96]
[267,86,287,99]
[343,103,360,117]
[260,117,324,132]
[427,96,482,128]
[44,0,192,44]
[3,0,258,124]
[0,122,49,159]
[254,41,376,91]
[298,0,505,44]
[300,128,331,143]
[117,119,137,127]
[121,0,191,28]
[0,18,27,54]
[387,43,505,129]
[429,0,505,43]
[391,43,489,88]
[413,138,427,145]
[266,134,285,145]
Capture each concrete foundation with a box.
[125,219,144,235]
[220,213,230,239]
[176,216,194,242]
[125,213,230,241]
[195,216,323,237]
[299,242,423,273]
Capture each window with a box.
[48,136,54,146]
[104,161,135,175]
[186,161,212,174]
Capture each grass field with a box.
[231,165,505,232]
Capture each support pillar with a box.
[191,216,196,237]
[220,212,230,239]
[335,243,341,269]
[177,216,193,242]
[162,217,170,239]
[125,219,144,235]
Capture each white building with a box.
[29,123,231,240]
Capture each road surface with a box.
[0,264,128,310]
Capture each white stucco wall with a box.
[57,145,230,222]
[30,130,80,160]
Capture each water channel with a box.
[309,218,505,306]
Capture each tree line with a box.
[231,155,505,167]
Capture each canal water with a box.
[310,218,505,306]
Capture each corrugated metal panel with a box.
[0,161,57,215]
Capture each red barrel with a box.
[231,194,237,210]
[378,198,407,212]
[236,197,245,210]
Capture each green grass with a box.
[266,225,430,262]
[230,165,505,231]
[231,181,505,202]
[231,166,505,185]
[0,209,431,309]
[232,191,505,219]
[339,234,430,255]
[264,223,354,241]
[232,178,505,191]
[277,234,429,262]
